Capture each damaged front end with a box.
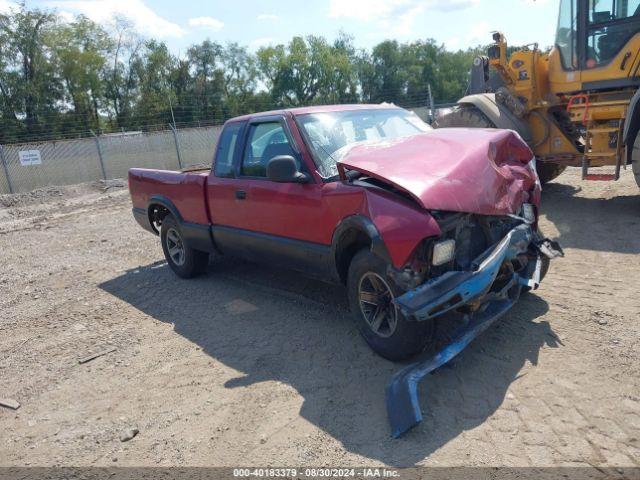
[385,211,563,438]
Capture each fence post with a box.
[169,124,184,169]
[90,130,107,180]
[0,143,13,194]
[427,84,435,124]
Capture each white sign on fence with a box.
[19,150,42,166]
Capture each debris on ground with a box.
[0,398,21,410]
[120,428,139,442]
[93,179,126,192]
[78,347,117,364]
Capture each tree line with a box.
[0,5,484,144]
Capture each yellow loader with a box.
[437,0,640,187]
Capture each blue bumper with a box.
[386,223,559,438]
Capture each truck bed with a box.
[129,168,210,225]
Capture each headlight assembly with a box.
[432,239,456,266]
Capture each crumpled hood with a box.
[336,128,539,216]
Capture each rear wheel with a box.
[347,250,434,361]
[160,215,209,278]
[435,105,566,184]
[632,132,640,189]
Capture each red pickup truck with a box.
[129,104,560,360]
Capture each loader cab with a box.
[549,0,640,93]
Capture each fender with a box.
[131,195,182,235]
[147,195,216,253]
[330,215,393,283]
[147,195,184,232]
[623,88,640,165]
[458,93,533,144]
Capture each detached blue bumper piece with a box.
[386,223,558,438]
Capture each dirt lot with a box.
[0,169,639,468]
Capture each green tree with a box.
[133,40,175,128]
[49,16,112,133]
[103,16,143,131]
[0,3,485,143]
[0,5,59,139]
[187,40,225,122]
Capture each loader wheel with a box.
[434,105,493,130]
[435,105,566,184]
[632,132,640,189]
[347,250,434,361]
[536,162,567,185]
[160,215,209,278]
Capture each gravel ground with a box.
[0,168,639,467]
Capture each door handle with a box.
[235,189,247,200]
[620,51,632,70]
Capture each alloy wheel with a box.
[166,228,186,266]
[358,272,398,338]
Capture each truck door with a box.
[209,115,330,277]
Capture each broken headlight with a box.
[432,239,456,266]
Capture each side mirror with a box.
[266,155,309,183]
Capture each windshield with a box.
[297,108,431,178]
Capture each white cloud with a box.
[0,0,14,13]
[329,0,478,36]
[250,37,275,49]
[50,0,185,38]
[57,10,76,23]
[188,16,224,31]
[445,37,462,50]
[466,20,491,45]
[257,13,279,21]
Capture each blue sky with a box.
[10,0,560,55]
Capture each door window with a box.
[587,22,638,66]
[241,122,296,177]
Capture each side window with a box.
[213,122,242,178]
[556,0,578,69]
[589,0,640,23]
[241,122,295,177]
[586,0,640,68]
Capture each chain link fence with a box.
[0,125,223,194]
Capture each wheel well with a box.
[335,229,372,284]
[148,204,171,234]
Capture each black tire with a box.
[632,132,640,189]
[435,105,566,184]
[536,162,567,185]
[434,105,493,130]
[160,215,209,278]
[347,249,434,361]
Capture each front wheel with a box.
[160,215,209,278]
[347,250,434,361]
